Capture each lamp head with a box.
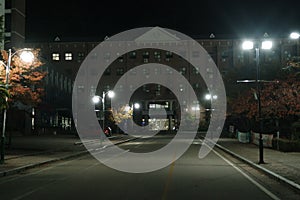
[19,50,34,63]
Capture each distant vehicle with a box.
[104,126,112,137]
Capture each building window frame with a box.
[116,67,125,76]
[52,53,60,61]
[65,52,73,61]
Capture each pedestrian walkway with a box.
[216,138,300,190]
[0,134,134,177]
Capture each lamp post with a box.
[204,93,217,137]
[92,90,115,131]
[241,40,273,164]
[0,48,34,164]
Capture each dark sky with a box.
[25,0,300,42]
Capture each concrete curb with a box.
[214,141,300,192]
[0,137,139,177]
[0,150,88,177]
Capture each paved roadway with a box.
[0,134,297,200]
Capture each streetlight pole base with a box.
[0,135,5,164]
[258,137,265,164]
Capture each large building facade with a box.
[25,29,299,133]
[2,1,299,134]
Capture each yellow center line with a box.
[161,155,176,200]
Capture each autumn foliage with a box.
[231,69,300,120]
[109,105,133,124]
[0,49,46,107]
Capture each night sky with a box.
[25,0,300,42]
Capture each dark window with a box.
[143,51,149,58]
[118,56,124,62]
[78,52,85,62]
[129,51,136,59]
[166,51,173,58]
[179,67,187,75]
[116,68,124,76]
[104,68,111,76]
[4,14,11,32]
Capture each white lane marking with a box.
[11,180,61,200]
[200,139,280,200]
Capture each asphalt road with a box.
[0,134,289,200]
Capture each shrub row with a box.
[272,138,300,152]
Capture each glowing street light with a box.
[19,50,35,63]
[241,39,273,164]
[92,90,115,133]
[0,48,34,164]
[242,40,254,50]
[205,94,211,101]
[92,95,101,104]
[290,32,300,40]
[261,40,273,50]
[290,32,300,55]
[134,103,140,109]
[205,94,217,100]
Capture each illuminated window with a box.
[65,53,72,61]
[52,53,60,61]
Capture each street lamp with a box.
[0,48,34,164]
[134,103,140,109]
[204,93,217,134]
[205,94,217,101]
[242,40,273,164]
[290,32,300,40]
[93,90,115,131]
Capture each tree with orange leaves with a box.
[230,61,300,121]
[109,105,133,125]
[0,48,46,110]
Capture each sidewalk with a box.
[0,134,134,177]
[216,138,300,191]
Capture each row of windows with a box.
[50,50,203,62]
[103,67,204,76]
[52,52,85,62]
[100,84,203,96]
[51,48,296,66]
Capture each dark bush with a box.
[272,138,300,152]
